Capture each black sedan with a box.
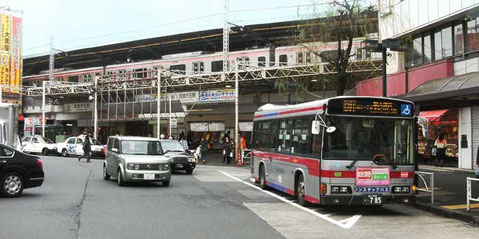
[160,140,196,174]
[0,144,44,197]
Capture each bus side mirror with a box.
[312,121,321,135]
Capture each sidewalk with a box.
[413,164,479,224]
[197,150,250,167]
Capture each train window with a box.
[305,52,312,63]
[193,62,204,74]
[258,56,266,67]
[211,60,223,72]
[297,52,304,64]
[68,76,79,83]
[55,76,64,82]
[170,64,186,74]
[279,55,288,66]
[134,68,147,78]
[237,57,250,69]
[82,74,92,83]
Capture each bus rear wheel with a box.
[296,174,307,206]
[259,164,267,190]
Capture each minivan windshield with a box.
[120,140,163,155]
[161,140,185,153]
[323,117,414,165]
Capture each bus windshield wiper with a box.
[346,159,358,169]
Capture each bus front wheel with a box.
[296,174,307,206]
[259,164,267,190]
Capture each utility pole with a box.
[223,0,229,74]
[93,75,98,139]
[42,81,46,137]
[49,36,54,83]
[157,70,161,139]
[235,61,241,165]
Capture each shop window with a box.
[258,56,266,67]
[411,36,423,66]
[434,30,442,61]
[454,23,464,55]
[441,26,453,58]
[424,35,432,64]
[467,17,479,52]
[211,60,223,72]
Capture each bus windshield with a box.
[323,117,414,165]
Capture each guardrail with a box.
[467,177,479,211]
[416,171,435,204]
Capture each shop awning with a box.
[418,109,448,122]
[405,72,479,102]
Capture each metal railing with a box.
[416,171,435,204]
[467,177,479,211]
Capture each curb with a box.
[410,202,479,226]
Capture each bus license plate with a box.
[363,195,383,205]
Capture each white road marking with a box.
[217,170,362,229]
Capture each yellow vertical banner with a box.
[0,14,12,93]
[11,17,21,93]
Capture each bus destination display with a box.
[328,98,413,117]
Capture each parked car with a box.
[21,135,57,155]
[56,136,105,158]
[103,136,171,186]
[0,143,44,197]
[160,139,196,174]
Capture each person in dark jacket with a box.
[78,133,92,163]
[200,137,208,164]
[224,137,233,164]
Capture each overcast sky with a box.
[2,0,333,57]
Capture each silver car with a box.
[103,136,171,186]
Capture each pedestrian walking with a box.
[240,134,246,163]
[200,137,208,164]
[224,137,233,164]
[78,133,92,163]
[434,133,447,167]
[475,146,479,178]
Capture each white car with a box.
[57,136,105,158]
[21,135,57,155]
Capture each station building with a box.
[357,0,479,169]
[22,17,381,149]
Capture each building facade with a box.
[357,0,479,169]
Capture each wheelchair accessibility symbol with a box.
[400,104,412,116]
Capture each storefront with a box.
[417,109,458,166]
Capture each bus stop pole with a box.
[93,75,98,139]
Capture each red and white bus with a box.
[251,96,416,206]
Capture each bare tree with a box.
[296,0,377,96]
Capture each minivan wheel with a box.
[117,169,125,186]
[62,149,68,157]
[42,148,49,156]
[186,168,193,175]
[1,172,24,197]
[103,164,110,180]
[162,180,170,187]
